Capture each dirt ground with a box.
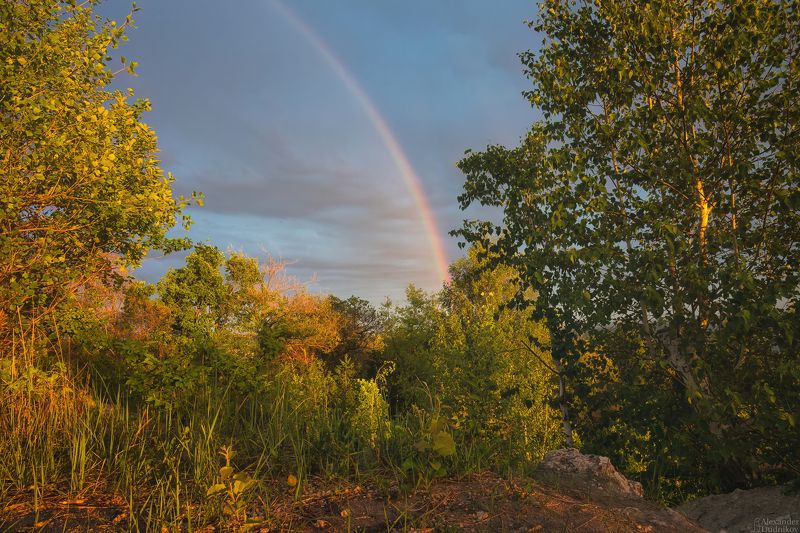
[1,472,706,532]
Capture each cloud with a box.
[112,0,540,303]
[173,132,416,223]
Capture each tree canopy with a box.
[456,0,799,496]
[0,0,194,358]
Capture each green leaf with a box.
[233,471,251,482]
[432,431,456,457]
[233,479,255,495]
[429,417,445,435]
[206,483,226,497]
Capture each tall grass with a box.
[0,345,560,530]
[0,356,394,529]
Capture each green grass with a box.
[0,366,359,529]
[0,346,560,531]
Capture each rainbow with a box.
[270,0,451,284]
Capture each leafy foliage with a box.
[0,0,195,357]
[8,1,796,528]
[381,250,564,469]
[206,445,260,527]
[455,0,800,499]
[325,295,385,373]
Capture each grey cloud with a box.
[111,0,540,302]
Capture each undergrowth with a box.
[0,349,559,531]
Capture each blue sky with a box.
[102,0,543,303]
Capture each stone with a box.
[677,485,800,533]
[533,448,644,502]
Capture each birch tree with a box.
[456,0,799,491]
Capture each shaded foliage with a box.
[455,0,800,501]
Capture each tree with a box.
[380,285,442,408]
[157,245,227,339]
[456,0,799,495]
[324,295,384,374]
[0,1,193,363]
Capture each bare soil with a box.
[1,472,706,532]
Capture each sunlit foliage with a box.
[0,0,194,361]
[456,0,800,499]
[381,249,564,468]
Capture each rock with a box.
[677,485,800,533]
[533,448,644,502]
[531,449,706,531]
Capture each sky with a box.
[100,0,543,303]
